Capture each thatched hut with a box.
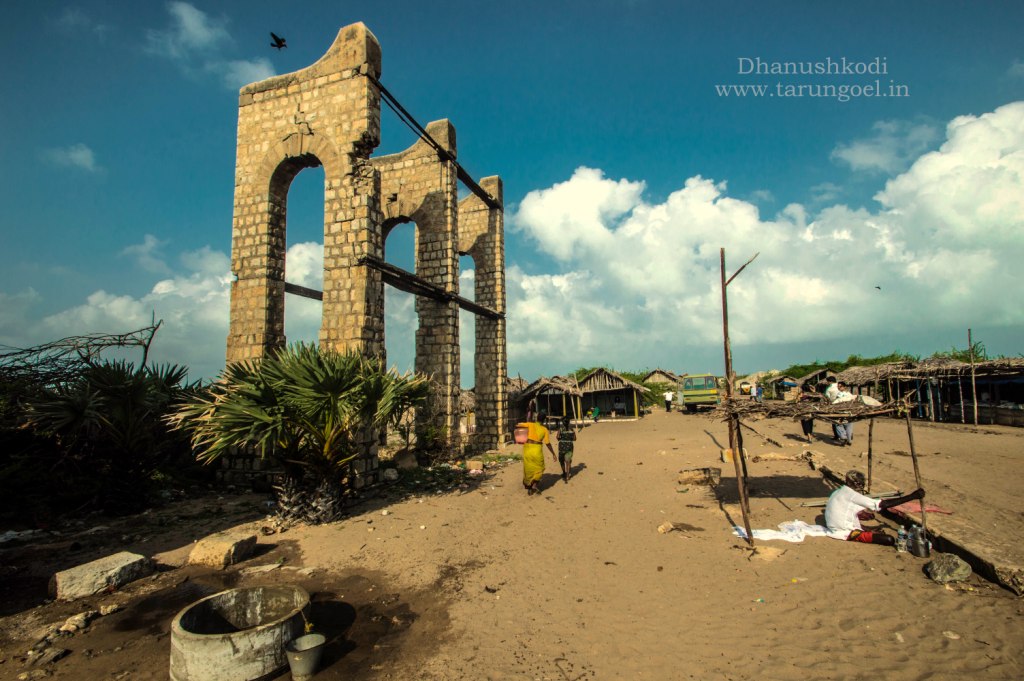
[512,375,584,424]
[834,363,910,400]
[643,369,681,385]
[763,374,801,401]
[890,357,1024,426]
[577,368,648,419]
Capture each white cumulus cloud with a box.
[831,118,941,173]
[146,1,230,59]
[121,234,171,274]
[508,101,1024,376]
[42,143,101,173]
[216,58,276,90]
[146,2,274,90]
[56,8,111,38]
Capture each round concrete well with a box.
[170,585,310,681]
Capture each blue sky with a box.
[2,1,1023,384]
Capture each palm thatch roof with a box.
[764,374,798,384]
[710,396,899,423]
[517,375,583,402]
[794,367,835,384]
[643,369,681,384]
[577,368,649,394]
[834,363,908,386]
[891,357,1024,378]
[809,357,1024,386]
[506,376,528,397]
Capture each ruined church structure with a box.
[226,23,507,476]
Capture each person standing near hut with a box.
[798,381,820,443]
[832,381,856,446]
[520,401,557,496]
[823,376,841,440]
[556,415,576,483]
[824,376,839,401]
[663,389,674,412]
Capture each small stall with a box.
[512,375,584,424]
[577,368,648,419]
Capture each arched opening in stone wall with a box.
[459,253,477,436]
[383,219,417,374]
[282,165,325,347]
[264,154,324,351]
[459,254,476,389]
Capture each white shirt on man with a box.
[825,486,882,535]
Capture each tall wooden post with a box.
[904,411,928,542]
[720,248,753,543]
[968,328,978,426]
[866,418,875,494]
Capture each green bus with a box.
[680,373,722,412]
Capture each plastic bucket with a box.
[285,633,326,680]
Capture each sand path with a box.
[3,410,1023,680]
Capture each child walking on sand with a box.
[557,415,576,483]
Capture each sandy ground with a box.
[2,409,1024,680]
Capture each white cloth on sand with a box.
[733,520,848,543]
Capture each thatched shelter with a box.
[763,374,801,401]
[506,375,528,398]
[643,369,681,385]
[889,357,1024,426]
[513,375,584,423]
[801,358,1024,427]
[794,367,835,388]
[577,368,648,419]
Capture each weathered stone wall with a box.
[226,22,506,461]
[459,178,507,450]
[228,23,382,363]
[372,121,461,441]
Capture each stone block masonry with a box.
[226,23,507,469]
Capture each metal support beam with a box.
[284,282,324,301]
[369,75,502,212]
[358,255,503,320]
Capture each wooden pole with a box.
[572,377,582,432]
[927,380,936,422]
[958,374,965,424]
[720,248,753,544]
[904,411,928,541]
[734,414,751,515]
[866,418,875,494]
[969,328,978,426]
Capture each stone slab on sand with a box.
[188,531,258,569]
[49,551,153,601]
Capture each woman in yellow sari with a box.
[520,407,557,495]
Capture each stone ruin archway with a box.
[226,23,507,480]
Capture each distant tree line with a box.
[777,341,1001,378]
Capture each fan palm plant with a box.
[21,360,195,514]
[170,344,430,523]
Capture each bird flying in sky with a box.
[270,32,287,49]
